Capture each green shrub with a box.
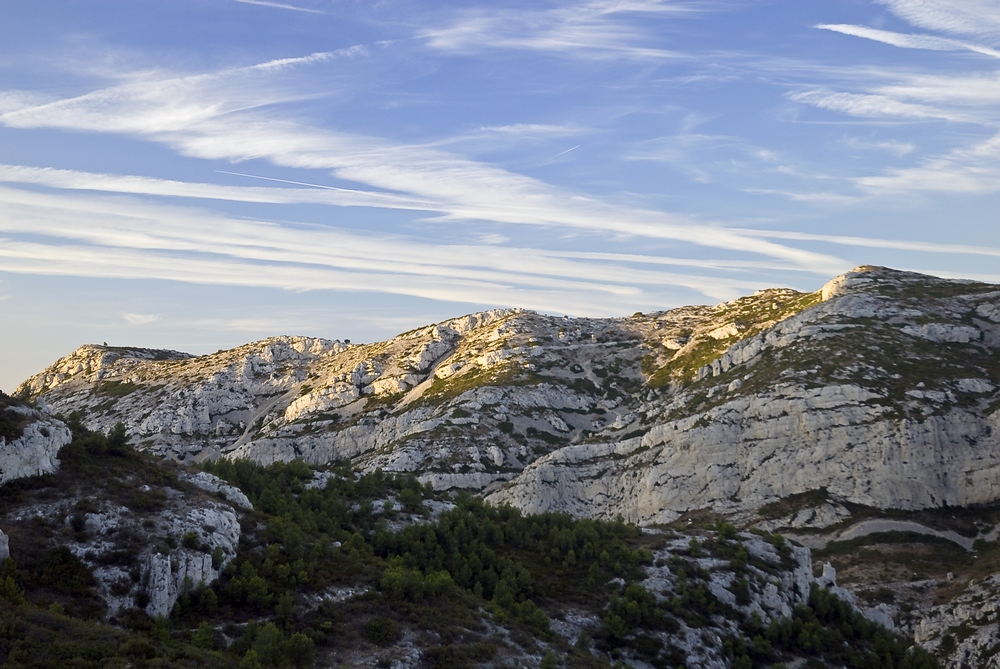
[364,617,402,646]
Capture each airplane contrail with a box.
[549,145,581,159]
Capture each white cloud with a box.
[841,137,915,156]
[789,90,972,122]
[0,236,749,315]
[0,56,844,273]
[234,0,327,14]
[818,24,1000,58]
[0,183,789,313]
[476,233,510,245]
[420,0,693,61]
[737,228,1000,258]
[123,313,158,325]
[876,0,1000,40]
[477,123,585,137]
[0,164,434,210]
[426,123,590,156]
[805,10,1000,196]
[0,91,55,114]
[857,132,1000,193]
[743,188,862,204]
[876,71,1000,106]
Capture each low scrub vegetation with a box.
[0,414,941,668]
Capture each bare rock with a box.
[181,471,253,510]
[0,406,72,485]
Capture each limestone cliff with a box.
[17,267,1000,525]
[488,267,1000,521]
[0,398,245,619]
[0,403,72,485]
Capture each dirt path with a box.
[786,519,978,552]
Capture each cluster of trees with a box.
[196,459,656,666]
[0,390,28,443]
[723,587,939,669]
[0,417,944,668]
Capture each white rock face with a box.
[707,323,742,340]
[0,455,244,618]
[956,378,995,394]
[15,267,1000,526]
[63,493,243,617]
[0,406,72,485]
[915,573,1000,668]
[181,471,253,509]
[976,301,1000,323]
[489,386,1000,523]
[0,529,8,561]
[142,502,241,617]
[902,323,981,343]
[489,267,1000,522]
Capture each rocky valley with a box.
[2,265,1000,668]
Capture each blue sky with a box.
[2,0,1000,392]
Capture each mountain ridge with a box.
[8,265,1000,668]
[14,266,1000,526]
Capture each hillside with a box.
[16,266,1000,523]
[0,400,938,669]
[7,264,1000,666]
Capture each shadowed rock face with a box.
[0,403,72,485]
[17,267,1000,521]
[489,268,1000,521]
[0,409,245,619]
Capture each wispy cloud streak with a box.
[789,90,973,122]
[857,132,1000,193]
[0,183,784,313]
[876,0,1000,40]
[819,24,1000,58]
[798,3,1000,197]
[0,55,844,273]
[0,164,433,210]
[420,0,692,61]
[739,228,1000,258]
[234,0,326,14]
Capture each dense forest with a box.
[0,406,939,668]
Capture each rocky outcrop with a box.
[0,465,243,617]
[75,497,241,617]
[489,267,1000,522]
[181,471,253,510]
[15,268,1000,526]
[914,574,1000,668]
[139,502,242,617]
[627,531,814,668]
[815,562,895,630]
[0,405,72,485]
[487,391,1000,523]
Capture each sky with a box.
[2,0,1000,392]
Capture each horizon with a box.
[3,1,1000,392]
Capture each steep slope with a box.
[1,393,72,485]
[17,267,1000,524]
[490,267,1000,521]
[0,407,247,621]
[17,290,821,490]
[1,442,936,669]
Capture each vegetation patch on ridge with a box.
[645,289,822,388]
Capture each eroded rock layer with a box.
[17,267,1000,522]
